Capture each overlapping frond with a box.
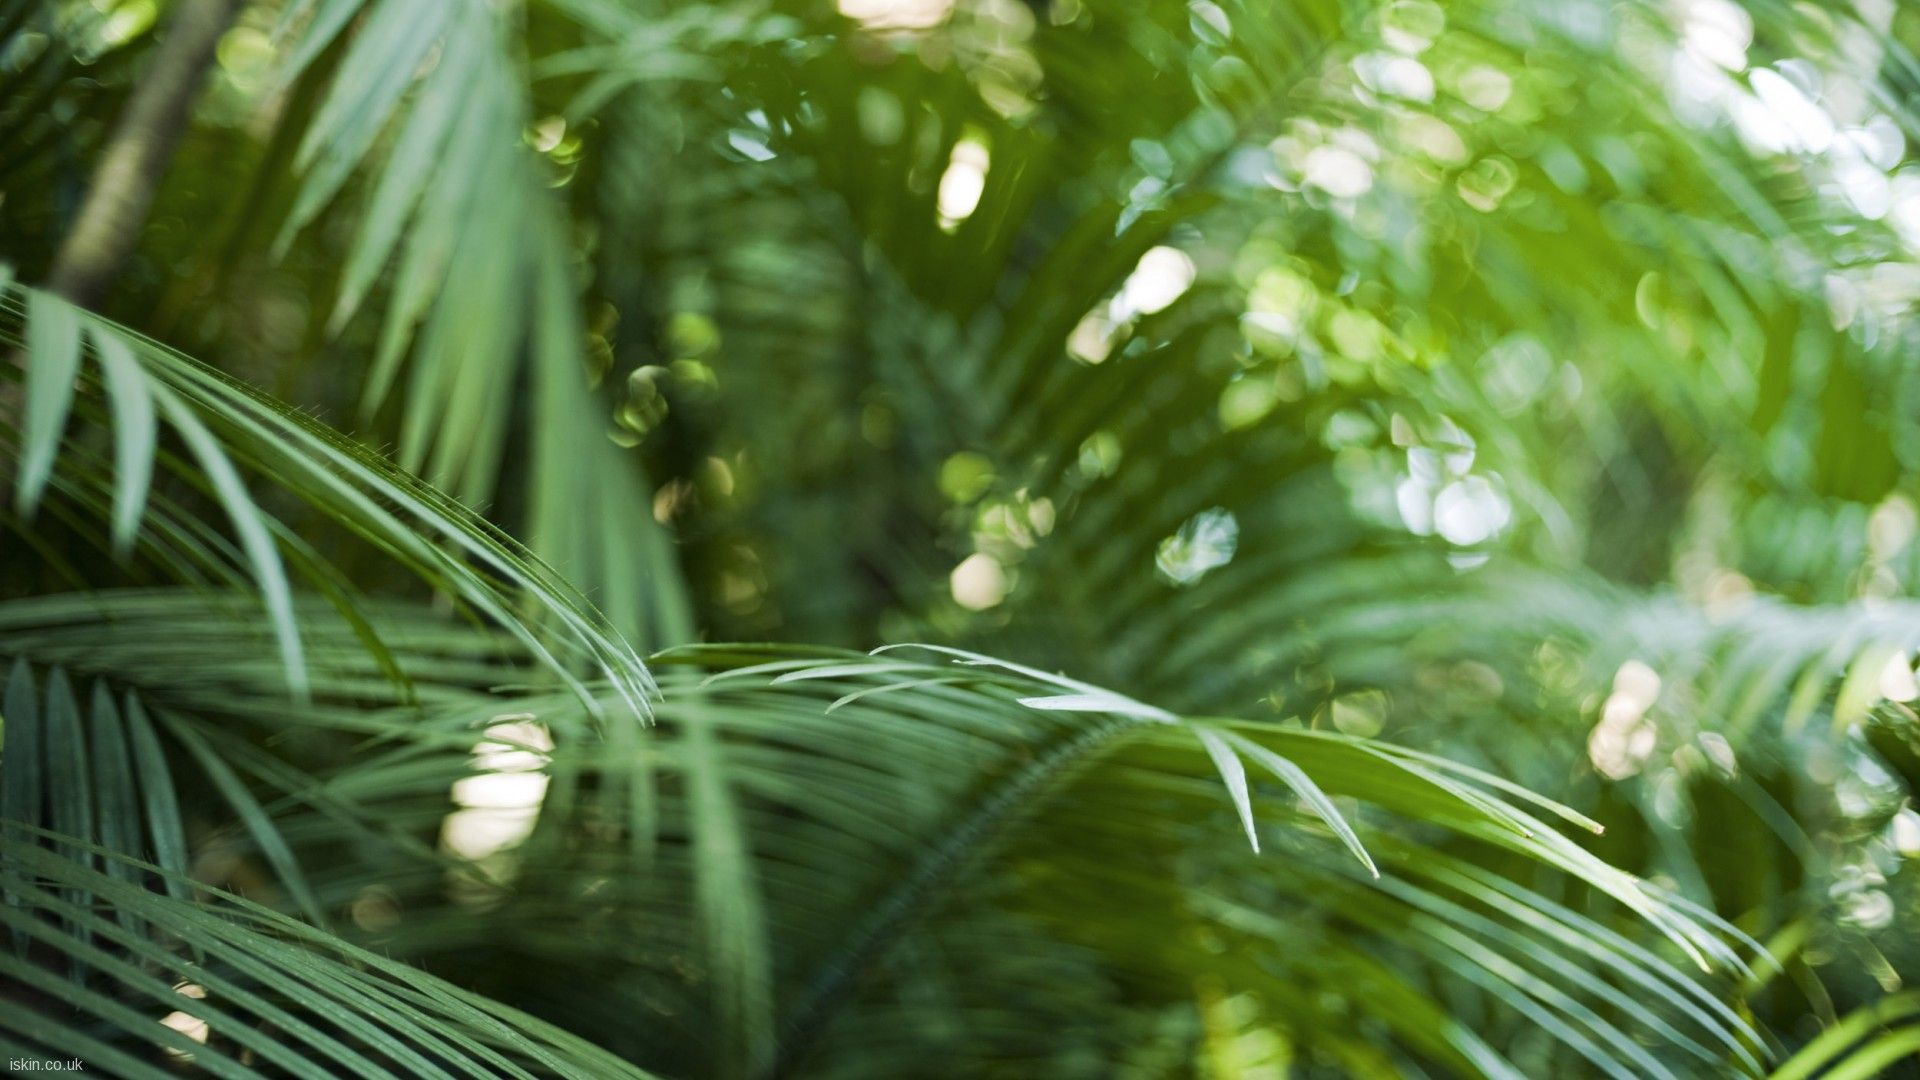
[5,0,1919,1074]
[0,587,1772,1076]
[265,0,724,651]
[1771,992,1920,1080]
[0,589,643,1072]
[378,644,1767,1078]
[0,279,653,714]
[0,832,657,1079]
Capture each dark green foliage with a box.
[4,0,1920,1075]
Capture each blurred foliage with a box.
[6,0,1920,1075]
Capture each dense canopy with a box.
[5,0,1920,1075]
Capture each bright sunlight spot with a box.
[440,719,553,862]
[838,0,956,30]
[1116,246,1197,319]
[1301,145,1373,198]
[1736,66,1834,156]
[1880,652,1919,704]
[1681,0,1751,72]
[160,983,210,1059]
[937,135,990,231]
[1588,660,1662,780]
[1155,507,1239,585]
[950,552,1008,609]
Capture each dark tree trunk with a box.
[2,0,241,507]
[45,0,243,309]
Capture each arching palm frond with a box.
[1280,563,1920,1054]
[0,591,1766,1077]
[0,279,653,714]
[0,832,659,1080]
[0,590,529,922]
[371,644,1768,1078]
[6,0,1920,1073]
[1770,992,1920,1080]
[259,0,782,651]
[0,588,645,1073]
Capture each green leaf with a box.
[1,658,42,838]
[16,289,81,514]
[683,701,774,1077]
[1193,725,1260,853]
[153,385,309,699]
[40,669,91,876]
[164,715,328,928]
[85,683,143,917]
[1222,728,1377,877]
[121,693,191,901]
[1770,992,1920,1080]
[0,834,659,1078]
[87,325,156,555]
[1,282,657,720]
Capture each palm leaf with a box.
[0,831,656,1079]
[0,280,653,715]
[1769,992,1920,1080]
[267,0,709,651]
[421,644,1769,1077]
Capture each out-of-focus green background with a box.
[7,0,1920,1075]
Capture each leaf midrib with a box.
[762,712,1147,1078]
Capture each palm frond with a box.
[266,0,712,651]
[1769,992,1920,1080]
[0,594,494,942]
[6,0,1920,1072]
[0,831,655,1079]
[400,644,1769,1077]
[0,280,653,715]
[6,593,1764,1075]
